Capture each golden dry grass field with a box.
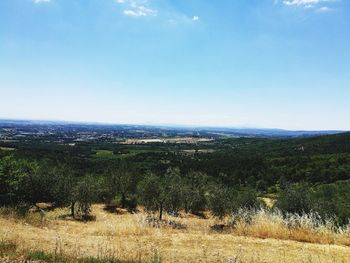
[1,205,350,262]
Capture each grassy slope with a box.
[1,205,350,263]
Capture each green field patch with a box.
[0,147,15,151]
[115,149,158,159]
[92,148,161,160]
[95,149,114,156]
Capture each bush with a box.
[275,184,313,215]
[105,195,137,213]
[312,181,350,226]
[15,203,31,217]
[276,182,350,226]
[208,187,259,220]
[124,195,138,212]
[231,189,260,213]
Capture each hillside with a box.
[1,205,350,263]
[1,128,350,262]
[222,131,350,157]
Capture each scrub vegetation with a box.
[1,128,350,262]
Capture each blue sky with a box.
[0,0,349,130]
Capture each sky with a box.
[0,0,349,130]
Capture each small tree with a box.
[208,186,232,220]
[182,171,208,215]
[163,168,183,216]
[138,173,164,219]
[73,175,97,220]
[107,161,138,210]
[0,156,29,206]
[183,185,207,215]
[51,166,77,216]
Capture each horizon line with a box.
[0,117,347,133]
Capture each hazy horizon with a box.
[1,0,350,130]
[0,116,348,132]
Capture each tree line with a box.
[1,154,350,225]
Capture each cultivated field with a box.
[121,138,213,144]
[1,205,350,262]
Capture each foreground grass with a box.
[1,249,146,263]
[1,205,350,262]
[22,250,139,263]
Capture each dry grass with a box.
[229,208,350,246]
[1,205,350,262]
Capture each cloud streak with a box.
[281,0,339,13]
[116,0,201,24]
[192,16,199,21]
[33,0,51,3]
[116,0,157,17]
[283,0,333,6]
[316,6,333,12]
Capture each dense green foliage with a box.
[276,181,350,225]
[1,132,350,224]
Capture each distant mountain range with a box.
[0,119,346,138]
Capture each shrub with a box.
[311,181,350,226]
[231,189,260,213]
[208,187,259,220]
[105,195,138,213]
[275,181,350,226]
[14,202,31,217]
[124,195,138,212]
[275,184,313,215]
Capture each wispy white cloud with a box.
[192,16,199,21]
[280,0,339,13]
[283,0,331,6]
[316,6,333,12]
[116,0,157,17]
[33,0,51,3]
[166,14,201,26]
[116,0,201,24]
